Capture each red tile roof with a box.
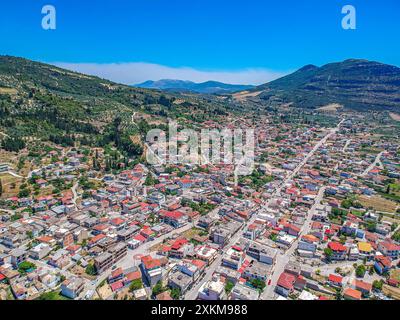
[168,203,182,211]
[277,272,297,290]
[37,236,54,243]
[125,271,141,282]
[344,288,362,300]
[93,224,108,232]
[328,241,347,252]
[161,210,184,219]
[179,179,192,184]
[302,234,319,243]
[111,268,123,278]
[89,234,106,245]
[171,238,188,250]
[328,274,343,284]
[353,279,372,292]
[160,245,171,252]
[110,280,124,292]
[191,259,206,269]
[380,241,400,251]
[387,278,399,287]
[141,255,161,270]
[111,218,125,225]
[288,224,300,233]
[140,228,155,236]
[134,234,146,242]
[66,244,81,253]
[375,255,392,267]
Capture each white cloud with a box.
[53,61,287,85]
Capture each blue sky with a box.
[0,0,399,84]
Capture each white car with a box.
[85,290,94,299]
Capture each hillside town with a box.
[1,110,400,301]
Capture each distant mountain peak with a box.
[298,64,318,72]
[342,58,370,64]
[134,79,254,94]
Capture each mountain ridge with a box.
[251,59,400,111]
[134,79,254,94]
[0,55,231,155]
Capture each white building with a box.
[198,280,226,300]
[230,283,259,300]
[29,243,51,260]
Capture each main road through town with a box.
[185,119,344,300]
[261,120,344,299]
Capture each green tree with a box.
[10,213,23,221]
[355,265,366,278]
[170,287,181,300]
[366,221,377,232]
[18,261,36,274]
[225,280,235,294]
[341,199,353,209]
[129,279,143,292]
[85,264,97,276]
[249,278,266,291]
[392,230,400,242]
[144,175,158,186]
[372,280,383,291]
[368,266,375,275]
[335,288,343,300]
[152,281,165,296]
[2,136,26,152]
[324,248,333,261]
[269,233,278,241]
[18,188,30,198]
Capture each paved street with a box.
[185,120,343,300]
[361,150,385,177]
[262,186,326,299]
[261,121,344,299]
[185,217,254,299]
[79,220,196,298]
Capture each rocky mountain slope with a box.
[251,59,400,111]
